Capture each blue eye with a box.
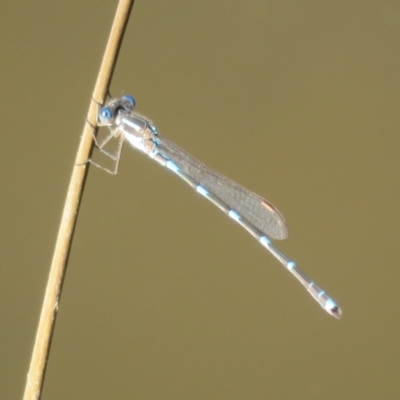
[99,107,112,123]
[121,95,136,111]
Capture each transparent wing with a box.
[157,138,288,240]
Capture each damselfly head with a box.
[98,95,136,126]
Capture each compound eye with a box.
[98,106,113,124]
[121,95,136,111]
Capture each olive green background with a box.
[2,1,400,399]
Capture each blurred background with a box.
[1,1,400,399]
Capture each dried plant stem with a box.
[23,1,135,399]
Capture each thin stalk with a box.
[22,1,135,399]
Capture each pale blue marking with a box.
[196,185,208,196]
[324,298,336,311]
[287,261,296,271]
[228,210,241,221]
[260,236,271,247]
[166,160,180,173]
